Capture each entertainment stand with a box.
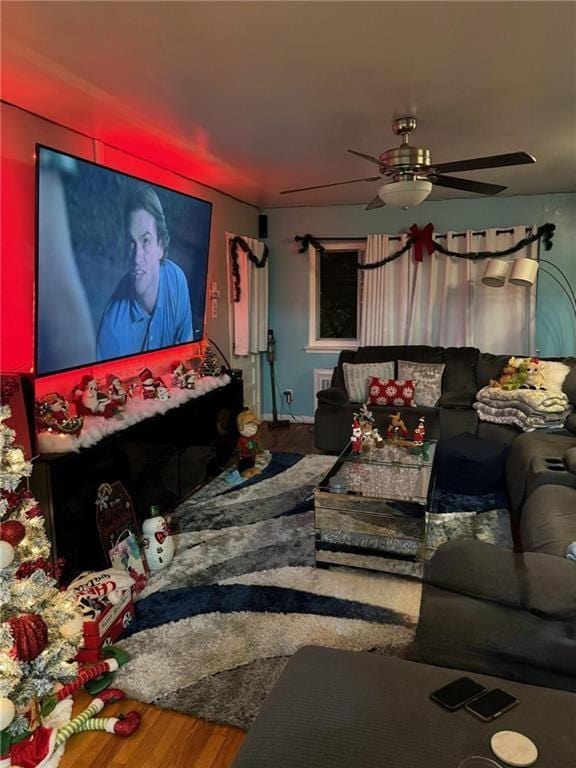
[31,379,243,581]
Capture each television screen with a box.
[36,146,212,376]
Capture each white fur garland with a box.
[37,375,231,454]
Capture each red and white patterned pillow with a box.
[367,377,416,407]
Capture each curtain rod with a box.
[310,227,532,243]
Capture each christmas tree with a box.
[0,401,82,744]
[199,344,222,377]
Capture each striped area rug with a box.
[115,452,421,729]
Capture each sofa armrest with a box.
[437,390,476,409]
[425,539,576,621]
[316,387,350,407]
[565,412,576,435]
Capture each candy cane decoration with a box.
[10,689,140,767]
[42,646,129,717]
[55,689,127,747]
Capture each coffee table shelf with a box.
[314,441,436,577]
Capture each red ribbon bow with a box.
[409,223,435,262]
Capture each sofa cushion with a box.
[438,391,477,408]
[398,360,445,407]
[316,387,350,407]
[521,485,576,558]
[443,346,479,392]
[506,431,576,513]
[353,345,445,367]
[342,361,394,402]
[565,446,576,473]
[566,412,576,435]
[476,352,510,389]
[563,362,576,405]
[367,377,415,407]
[425,539,576,621]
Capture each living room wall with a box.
[0,101,259,393]
[263,192,576,419]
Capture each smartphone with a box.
[465,688,519,721]
[430,677,487,711]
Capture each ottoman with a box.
[232,646,576,768]
[435,433,509,496]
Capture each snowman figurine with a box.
[142,507,174,571]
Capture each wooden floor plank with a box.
[212,730,246,768]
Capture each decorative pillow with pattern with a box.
[397,361,445,407]
[368,377,416,407]
[342,361,395,402]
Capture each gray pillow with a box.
[397,360,445,407]
[342,361,394,403]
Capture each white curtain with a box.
[227,233,269,356]
[359,226,537,354]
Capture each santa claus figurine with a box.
[35,392,83,435]
[107,375,129,407]
[351,419,362,454]
[412,416,426,446]
[74,376,121,419]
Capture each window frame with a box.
[306,240,365,353]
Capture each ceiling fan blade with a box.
[433,175,507,195]
[347,149,382,166]
[365,195,385,210]
[280,176,380,194]
[433,151,535,175]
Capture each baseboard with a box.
[261,413,314,424]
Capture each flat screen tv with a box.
[35,145,212,376]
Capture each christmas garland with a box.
[295,223,555,270]
[229,236,269,302]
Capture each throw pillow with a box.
[397,360,445,407]
[343,361,395,403]
[368,377,416,407]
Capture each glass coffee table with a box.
[314,440,436,578]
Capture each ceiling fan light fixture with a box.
[377,179,432,209]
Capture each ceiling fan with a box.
[280,117,535,210]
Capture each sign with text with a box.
[95,481,147,591]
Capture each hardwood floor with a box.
[60,421,322,768]
[60,690,244,768]
[259,420,321,454]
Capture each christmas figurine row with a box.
[351,404,427,454]
[35,351,224,437]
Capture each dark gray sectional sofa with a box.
[416,429,576,692]
[315,345,576,452]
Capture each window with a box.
[307,240,365,352]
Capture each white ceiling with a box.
[2,1,575,209]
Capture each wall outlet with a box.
[283,389,293,405]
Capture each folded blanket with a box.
[477,385,569,414]
[474,402,571,432]
[478,396,572,420]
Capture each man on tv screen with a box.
[96,186,193,359]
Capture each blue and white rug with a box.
[115,453,421,729]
